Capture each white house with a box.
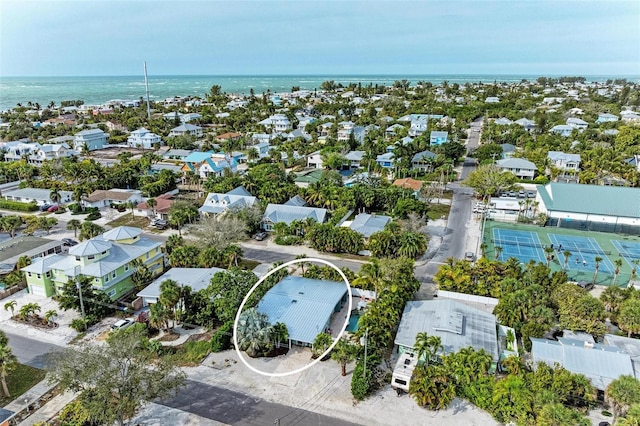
[127,128,161,149]
[31,143,76,165]
[549,125,574,137]
[74,129,108,151]
[547,151,581,174]
[344,150,365,169]
[307,151,324,169]
[566,117,588,130]
[3,188,73,206]
[83,189,144,209]
[494,118,513,126]
[515,118,536,133]
[485,97,500,103]
[596,113,619,123]
[496,158,537,180]
[259,114,291,133]
[196,154,238,179]
[199,186,257,217]
[169,124,203,138]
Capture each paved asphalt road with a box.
[158,379,361,426]
[240,246,363,273]
[1,330,64,369]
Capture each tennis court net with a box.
[492,239,611,255]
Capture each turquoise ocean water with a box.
[1,74,638,111]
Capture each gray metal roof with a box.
[199,192,256,215]
[263,204,327,226]
[69,240,112,257]
[530,337,634,391]
[349,213,391,238]
[284,195,309,207]
[344,150,365,161]
[412,150,437,163]
[547,151,581,162]
[537,182,640,218]
[496,158,536,170]
[102,226,142,241]
[226,186,252,197]
[257,276,347,345]
[394,300,499,360]
[137,267,225,301]
[3,187,73,201]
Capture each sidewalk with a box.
[3,377,75,426]
[152,326,207,347]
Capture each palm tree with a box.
[606,375,640,421]
[66,219,82,237]
[0,333,17,397]
[146,198,157,217]
[414,332,442,365]
[593,256,603,284]
[44,309,57,326]
[3,300,16,318]
[159,279,181,327]
[613,258,624,286]
[632,260,640,282]
[619,299,640,338]
[562,250,572,272]
[223,245,243,268]
[331,337,357,376]
[495,246,503,261]
[72,186,87,211]
[271,322,289,349]
[49,187,61,206]
[544,246,555,266]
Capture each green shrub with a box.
[176,340,210,365]
[351,361,372,400]
[70,318,88,332]
[84,211,102,221]
[0,200,38,212]
[274,235,302,245]
[211,321,233,352]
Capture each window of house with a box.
[88,255,95,260]
[105,275,109,282]
[107,289,116,297]
[95,278,100,283]
[75,256,81,261]
[28,272,32,277]
[37,274,41,279]
[146,252,149,259]
[112,271,116,278]
[46,271,51,278]
[124,265,129,272]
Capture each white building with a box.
[169,124,203,138]
[596,113,619,123]
[566,117,588,130]
[127,128,162,149]
[259,114,292,133]
[496,158,537,180]
[74,129,108,151]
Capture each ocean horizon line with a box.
[3,73,640,79]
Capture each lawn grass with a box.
[237,258,260,271]
[427,203,451,221]
[0,363,46,406]
[106,215,150,229]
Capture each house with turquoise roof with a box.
[21,226,165,299]
[181,151,238,179]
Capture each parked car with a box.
[254,231,268,241]
[111,318,135,331]
[150,219,168,230]
[62,238,78,246]
[576,281,595,291]
[526,191,536,198]
[464,252,475,261]
[518,190,526,198]
[39,204,51,212]
[47,205,59,212]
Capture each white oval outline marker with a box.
[233,257,353,377]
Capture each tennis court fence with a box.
[491,238,612,255]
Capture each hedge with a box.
[0,200,38,212]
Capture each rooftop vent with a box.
[291,300,297,303]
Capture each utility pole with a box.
[360,329,368,378]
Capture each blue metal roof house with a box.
[262,204,327,231]
[257,276,348,346]
[429,131,449,146]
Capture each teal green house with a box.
[22,226,165,299]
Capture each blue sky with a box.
[1,1,638,76]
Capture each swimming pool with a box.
[346,311,361,332]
